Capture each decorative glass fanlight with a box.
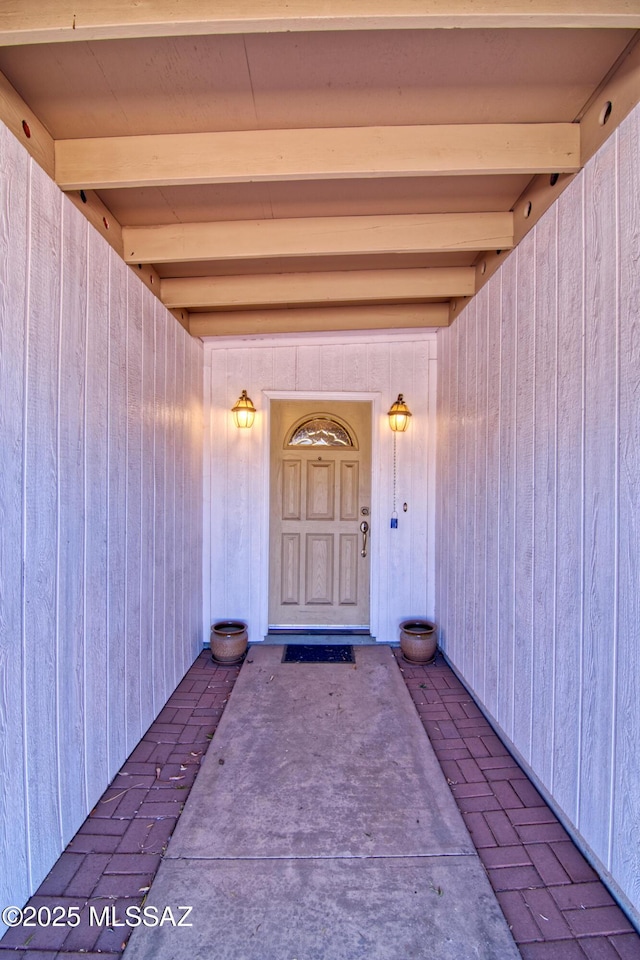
[288,417,353,447]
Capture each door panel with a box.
[269,399,371,628]
[306,461,335,520]
[280,533,300,605]
[338,533,359,605]
[282,461,301,520]
[305,533,334,605]
[340,462,359,520]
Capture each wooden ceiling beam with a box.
[0,68,54,178]
[55,124,581,191]
[0,67,126,258]
[160,267,475,310]
[2,1,638,45]
[189,304,450,338]
[450,33,640,324]
[125,214,513,265]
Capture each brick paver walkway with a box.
[1,647,639,958]
[394,650,640,960]
[0,652,241,959]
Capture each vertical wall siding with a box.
[614,105,640,903]
[203,333,437,644]
[0,121,203,922]
[436,103,640,920]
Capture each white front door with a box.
[269,400,372,628]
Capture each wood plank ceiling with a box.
[1,2,639,337]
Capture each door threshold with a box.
[264,629,375,645]
[268,627,370,635]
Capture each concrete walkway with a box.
[122,645,519,960]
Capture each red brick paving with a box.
[2,646,639,958]
[0,651,241,958]
[394,649,640,959]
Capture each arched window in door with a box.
[287,416,354,448]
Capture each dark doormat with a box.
[282,644,355,663]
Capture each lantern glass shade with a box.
[232,390,256,429]
[387,394,412,432]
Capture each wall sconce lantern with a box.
[387,394,412,432]
[231,390,256,429]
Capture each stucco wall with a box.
[203,332,437,643]
[0,121,204,923]
[436,103,640,921]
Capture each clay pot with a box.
[399,619,437,664]
[210,620,248,664]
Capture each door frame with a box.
[260,390,382,639]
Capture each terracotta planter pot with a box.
[210,620,248,664]
[399,619,437,664]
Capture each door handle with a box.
[360,520,369,558]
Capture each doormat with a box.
[282,644,355,663]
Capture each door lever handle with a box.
[360,520,369,558]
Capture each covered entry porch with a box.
[1,7,639,954]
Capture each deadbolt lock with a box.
[360,506,370,516]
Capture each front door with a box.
[269,400,371,629]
